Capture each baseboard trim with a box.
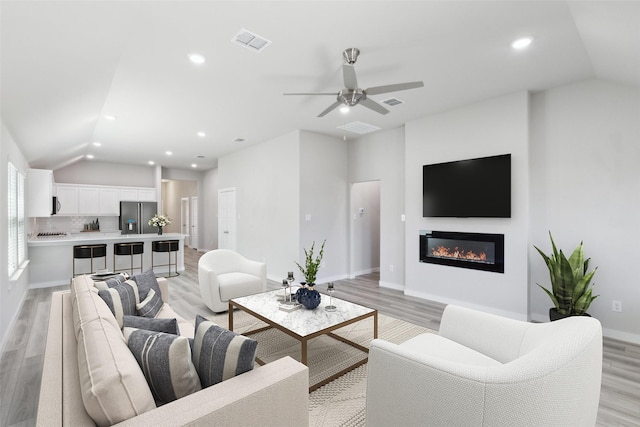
[379,281,404,291]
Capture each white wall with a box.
[0,122,31,348]
[299,131,348,283]
[200,168,218,252]
[405,91,530,320]
[54,160,155,187]
[161,180,197,235]
[348,127,406,289]
[350,180,381,276]
[218,131,301,281]
[530,79,640,343]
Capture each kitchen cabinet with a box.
[99,188,120,215]
[77,187,99,214]
[27,169,54,217]
[55,185,79,215]
[54,184,156,215]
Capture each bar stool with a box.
[73,244,107,276]
[151,240,179,277]
[113,242,144,276]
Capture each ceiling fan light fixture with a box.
[339,106,350,113]
[338,89,364,106]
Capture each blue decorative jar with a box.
[297,285,321,309]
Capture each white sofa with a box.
[366,304,603,427]
[198,249,267,313]
[37,274,308,426]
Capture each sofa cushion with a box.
[156,303,194,339]
[123,315,179,335]
[192,314,257,388]
[72,277,156,426]
[218,272,263,301]
[400,333,502,368]
[136,288,163,318]
[124,327,202,404]
[98,279,140,328]
[132,268,163,301]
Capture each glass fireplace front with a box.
[420,230,504,273]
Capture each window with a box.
[8,162,26,278]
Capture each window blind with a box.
[8,162,25,278]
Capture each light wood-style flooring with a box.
[1,247,638,426]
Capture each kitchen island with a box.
[28,233,186,287]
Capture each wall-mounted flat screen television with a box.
[423,153,511,218]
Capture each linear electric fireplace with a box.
[420,230,504,273]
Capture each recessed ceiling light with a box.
[191,163,197,168]
[165,151,173,156]
[92,141,102,147]
[103,114,117,120]
[233,137,246,143]
[340,106,350,114]
[196,155,206,159]
[197,131,206,137]
[188,53,205,64]
[511,37,533,50]
[148,160,155,165]
[86,154,94,159]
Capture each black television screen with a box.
[423,154,511,218]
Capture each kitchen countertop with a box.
[28,232,187,246]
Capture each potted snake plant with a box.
[534,232,598,321]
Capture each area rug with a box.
[206,310,434,426]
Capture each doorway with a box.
[218,187,236,251]
[181,197,190,246]
[350,181,381,279]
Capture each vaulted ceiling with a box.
[2,1,639,171]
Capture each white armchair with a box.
[198,249,267,313]
[366,304,602,427]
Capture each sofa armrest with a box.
[157,277,169,302]
[114,356,309,427]
[438,304,533,363]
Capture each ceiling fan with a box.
[284,48,424,117]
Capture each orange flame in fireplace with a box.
[431,246,487,262]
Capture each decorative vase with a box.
[157,226,163,235]
[298,285,321,310]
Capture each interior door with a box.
[190,196,199,250]
[181,197,190,246]
[218,188,236,251]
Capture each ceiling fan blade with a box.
[318,101,342,117]
[360,98,389,115]
[283,92,337,96]
[364,81,424,96]
[342,64,358,90]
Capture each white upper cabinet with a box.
[55,185,79,215]
[27,169,54,217]
[53,184,156,215]
[99,188,120,215]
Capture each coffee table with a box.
[229,288,378,392]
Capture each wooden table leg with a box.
[301,339,308,365]
[228,302,234,331]
[374,311,378,339]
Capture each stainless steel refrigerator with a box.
[119,201,158,234]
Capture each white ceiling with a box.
[2,1,639,171]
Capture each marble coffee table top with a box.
[231,288,375,337]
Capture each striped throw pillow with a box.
[123,315,179,335]
[136,288,163,318]
[192,315,257,388]
[98,280,140,328]
[123,327,202,404]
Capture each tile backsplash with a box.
[34,216,120,234]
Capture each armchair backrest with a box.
[199,249,247,274]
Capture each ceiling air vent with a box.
[232,29,272,52]
[337,121,381,135]
[382,97,404,107]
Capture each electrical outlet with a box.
[389,264,394,272]
[611,300,622,312]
